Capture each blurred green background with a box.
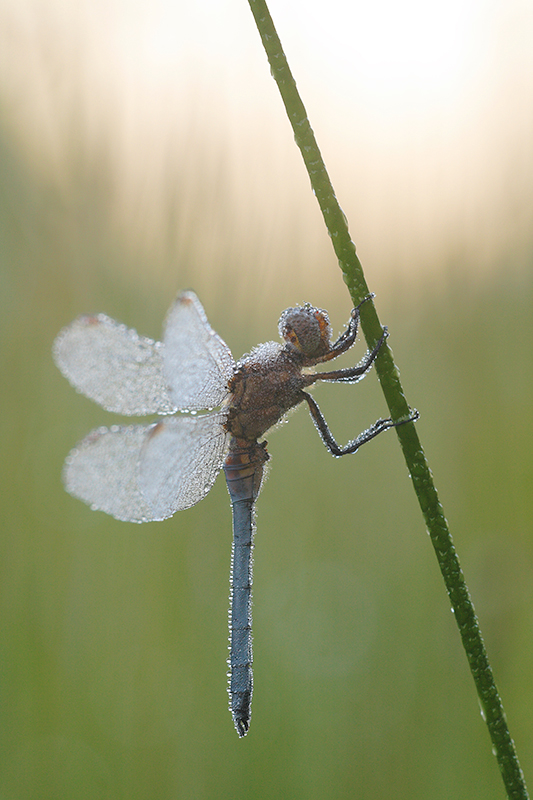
[1,1,533,798]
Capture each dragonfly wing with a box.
[138,412,229,516]
[53,315,177,416]
[64,424,169,522]
[163,291,235,411]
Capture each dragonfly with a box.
[53,290,417,737]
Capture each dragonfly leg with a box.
[328,293,373,353]
[304,326,388,386]
[303,391,418,456]
[314,293,376,365]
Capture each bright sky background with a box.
[1,0,532,297]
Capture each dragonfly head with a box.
[278,303,332,358]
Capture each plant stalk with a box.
[247,1,529,797]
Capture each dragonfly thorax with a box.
[225,343,307,442]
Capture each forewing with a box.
[138,412,229,516]
[64,424,168,522]
[53,314,177,416]
[163,291,235,410]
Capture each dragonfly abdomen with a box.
[228,498,254,737]
[224,441,268,737]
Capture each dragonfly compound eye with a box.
[278,304,332,357]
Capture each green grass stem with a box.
[247,1,529,797]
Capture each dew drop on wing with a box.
[63,423,162,523]
[162,291,235,413]
[138,413,229,516]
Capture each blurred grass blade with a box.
[247,0,529,797]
